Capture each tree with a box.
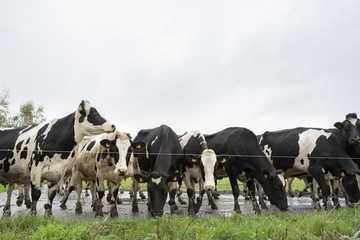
[0,89,10,127]
[8,101,46,128]
[0,88,46,128]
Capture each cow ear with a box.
[134,174,148,183]
[334,122,344,129]
[132,141,146,150]
[79,101,86,113]
[262,169,270,180]
[100,139,111,148]
[217,155,230,164]
[189,155,200,164]
[168,172,181,182]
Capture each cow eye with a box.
[108,163,113,167]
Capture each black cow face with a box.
[134,172,181,217]
[334,113,360,146]
[342,173,360,204]
[259,169,289,211]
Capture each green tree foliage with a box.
[0,89,10,127]
[0,89,46,128]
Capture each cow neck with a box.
[47,112,77,149]
[327,128,356,157]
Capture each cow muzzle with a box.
[350,137,360,145]
[151,210,163,217]
[115,168,128,176]
[204,185,215,191]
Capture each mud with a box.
[0,188,346,220]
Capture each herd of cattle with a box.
[0,100,360,218]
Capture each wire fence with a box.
[1,149,360,160]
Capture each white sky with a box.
[1,1,359,136]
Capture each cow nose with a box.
[151,211,163,217]
[204,185,215,191]
[350,137,360,145]
[115,168,127,176]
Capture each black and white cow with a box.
[179,130,228,214]
[130,125,183,217]
[60,130,130,218]
[258,116,360,210]
[205,127,289,213]
[0,100,115,215]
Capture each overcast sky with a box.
[1,1,359,136]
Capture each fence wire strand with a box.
[0,149,360,160]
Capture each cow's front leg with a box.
[310,171,332,210]
[331,179,341,209]
[109,181,122,218]
[95,178,106,217]
[206,190,218,209]
[168,182,178,214]
[132,178,140,212]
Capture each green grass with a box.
[0,208,359,239]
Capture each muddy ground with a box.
[0,188,346,220]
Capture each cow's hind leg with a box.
[228,174,241,214]
[3,184,14,217]
[247,179,261,214]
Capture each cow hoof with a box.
[75,202,82,214]
[132,202,139,213]
[110,205,118,218]
[60,203,67,210]
[16,199,23,207]
[116,198,123,204]
[170,205,178,215]
[288,192,295,198]
[106,195,111,203]
[25,200,32,209]
[95,211,103,218]
[45,209,52,217]
[313,202,322,210]
[140,194,146,200]
[2,210,11,218]
[211,203,218,210]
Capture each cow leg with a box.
[168,182,179,214]
[95,178,106,217]
[16,184,24,207]
[106,180,112,203]
[44,182,58,216]
[24,183,32,209]
[184,173,196,214]
[331,179,341,209]
[109,182,121,218]
[247,179,261,214]
[256,181,268,210]
[228,174,241,214]
[242,181,251,200]
[287,177,295,197]
[177,179,186,205]
[131,178,140,212]
[3,184,14,216]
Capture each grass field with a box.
[1,179,359,239]
[0,207,359,239]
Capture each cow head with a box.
[134,171,181,217]
[74,100,115,142]
[112,132,131,176]
[334,113,360,147]
[258,169,288,211]
[341,171,360,205]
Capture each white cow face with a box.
[74,100,115,142]
[201,149,217,191]
[113,133,131,176]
